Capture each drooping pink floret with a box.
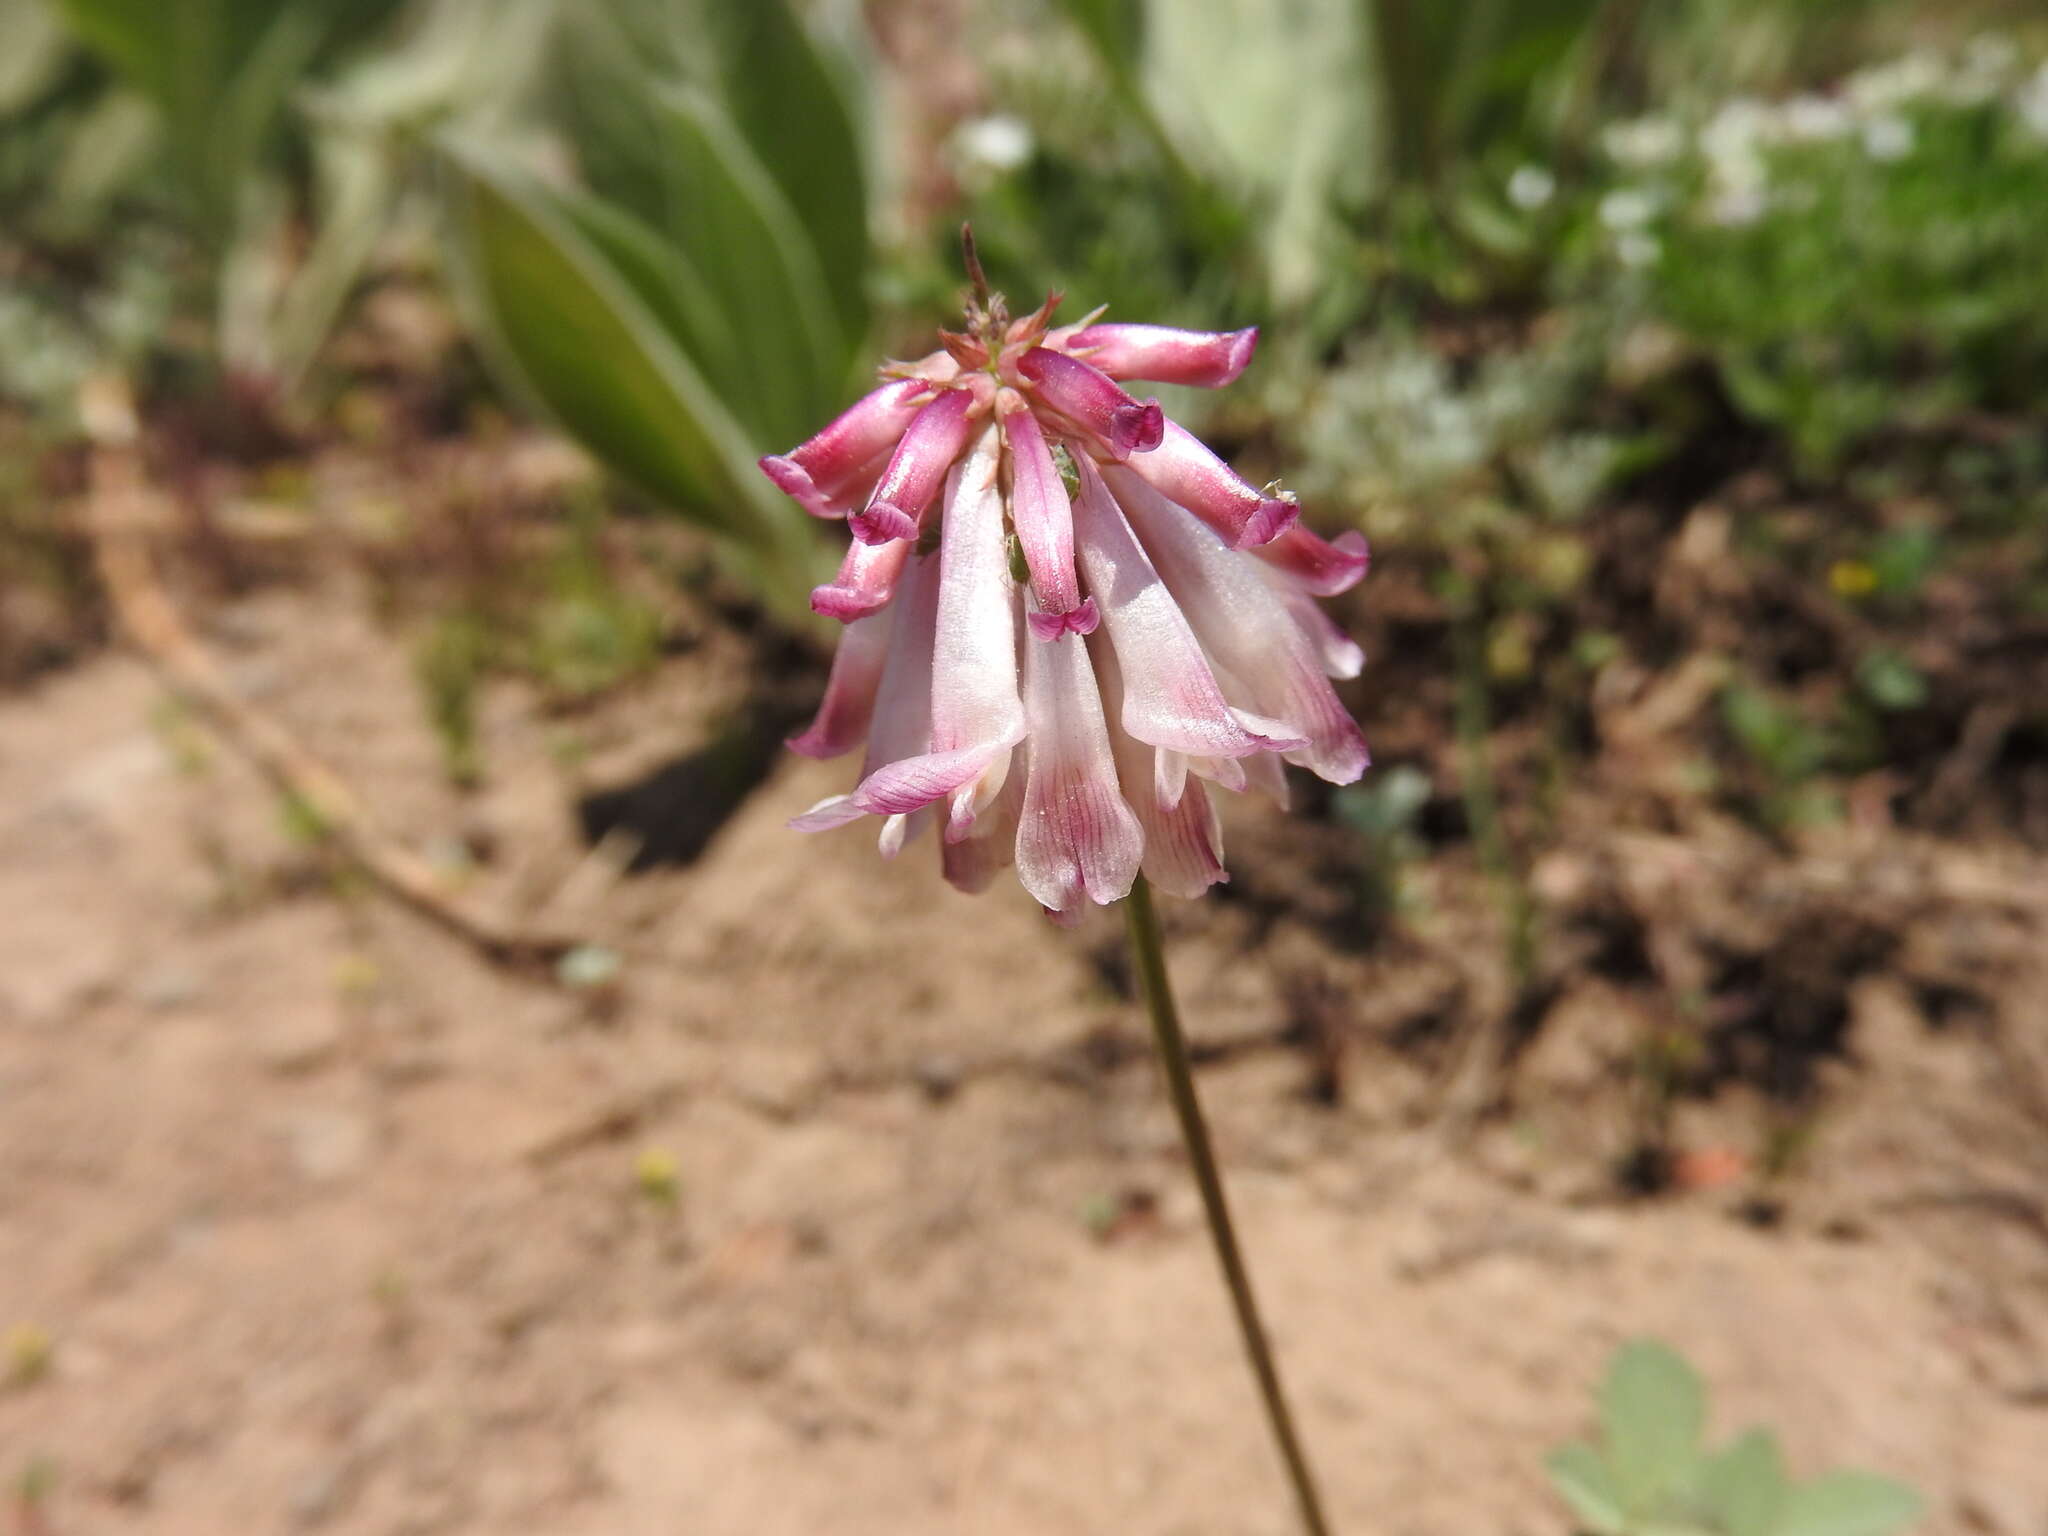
[762,283,1369,921]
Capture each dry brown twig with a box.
[80,384,579,973]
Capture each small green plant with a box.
[3,1323,53,1389]
[633,1146,680,1210]
[1597,42,2048,473]
[1719,679,1838,832]
[1549,1339,1923,1536]
[1334,763,1433,921]
[413,608,491,787]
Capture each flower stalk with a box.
[1124,875,1336,1536]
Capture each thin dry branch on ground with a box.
[82,430,581,973]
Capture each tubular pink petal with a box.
[795,549,943,834]
[941,766,1023,894]
[1281,585,1365,679]
[811,534,911,621]
[863,551,941,767]
[852,739,1012,816]
[788,794,867,833]
[858,424,1026,830]
[1014,605,1144,915]
[1142,774,1228,897]
[929,423,1026,758]
[1229,707,1308,749]
[1123,421,1297,549]
[1016,347,1164,460]
[1066,323,1259,388]
[1242,749,1291,809]
[1155,747,1189,809]
[1107,464,1369,785]
[999,399,1089,627]
[1255,524,1370,596]
[1190,754,1249,795]
[787,610,894,759]
[854,387,976,544]
[759,444,890,522]
[1096,638,1227,898]
[761,378,930,517]
[1070,455,1278,762]
[877,806,934,860]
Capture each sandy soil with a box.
[2,558,2046,1536]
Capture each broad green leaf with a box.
[1546,1442,1626,1535]
[267,128,394,391]
[553,192,744,415]
[1698,1429,1790,1536]
[554,19,848,445]
[1050,0,1145,74]
[698,0,869,342]
[0,0,71,114]
[644,86,846,446]
[1776,1472,1924,1536]
[52,0,401,232]
[1601,1339,1707,1515]
[1142,0,1372,305]
[439,140,781,546]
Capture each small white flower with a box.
[953,114,1034,175]
[1846,51,1942,114]
[1598,187,1657,232]
[1615,231,1661,270]
[2017,63,2048,142]
[1507,164,1556,211]
[1707,185,1769,227]
[1700,97,1773,167]
[1861,114,1916,162]
[1603,116,1684,168]
[1781,94,1852,142]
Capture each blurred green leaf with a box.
[1855,651,1927,712]
[1601,1339,1707,1515]
[645,86,845,446]
[1547,1441,1627,1535]
[1867,526,1940,599]
[696,0,869,342]
[1722,683,1828,785]
[439,139,781,545]
[1697,1428,1790,1536]
[555,19,850,445]
[1776,1472,1923,1536]
[1051,0,1145,69]
[0,0,71,115]
[553,192,744,414]
[51,0,401,231]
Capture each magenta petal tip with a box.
[811,585,886,622]
[1111,399,1165,457]
[1233,496,1301,549]
[1025,596,1101,642]
[1221,327,1258,384]
[759,454,840,519]
[850,502,917,545]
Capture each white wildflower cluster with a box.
[1589,35,2047,255]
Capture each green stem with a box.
[1123,876,1336,1536]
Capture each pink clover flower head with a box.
[763,263,1369,923]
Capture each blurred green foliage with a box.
[1548,1339,1923,1536]
[0,0,2042,850]
[438,0,873,597]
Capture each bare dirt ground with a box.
[3,519,2047,1536]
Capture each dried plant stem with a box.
[86,447,577,972]
[1123,875,1335,1536]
